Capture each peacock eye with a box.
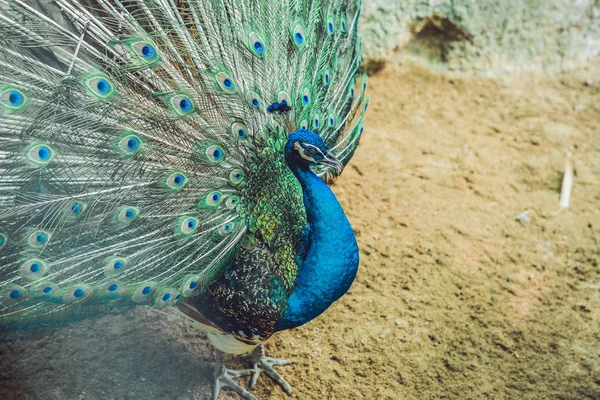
[168,94,195,117]
[164,171,188,192]
[27,230,50,248]
[277,90,292,108]
[218,222,235,235]
[0,87,28,112]
[246,90,263,109]
[83,74,115,99]
[203,191,223,207]
[291,21,306,48]
[116,133,143,157]
[104,257,128,277]
[204,144,226,164]
[228,168,245,185]
[116,206,139,223]
[131,41,160,64]
[215,72,237,94]
[249,32,266,56]
[301,85,312,106]
[231,122,248,140]
[303,147,316,157]
[225,195,240,210]
[21,258,47,279]
[25,143,55,166]
[178,216,198,235]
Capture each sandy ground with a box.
[1,62,599,400]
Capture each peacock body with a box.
[0,0,367,397]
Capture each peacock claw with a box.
[213,351,256,400]
[248,344,294,394]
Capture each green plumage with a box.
[0,0,367,335]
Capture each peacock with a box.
[0,0,368,398]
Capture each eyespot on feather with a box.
[164,170,188,192]
[290,21,307,48]
[99,280,125,299]
[182,276,200,297]
[154,289,177,308]
[322,68,332,86]
[225,195,240,210]
[177,216,199,236]
[231,122,248,140]
[27,230,51,248]
[277,90,292,108]
[81,73,115,99]
[199,190,224,208]
[301,85,312,106]
[130,40,160,65]
[1,284,28,305]
[340,15,348,33]
[25,143,55,167]
[241,234,255,249]
[360,75,368,96]
[326,15,336,35]
[327,114,336,128]
[248,32,266,56]
[0,86,29,113]
[312,114,321,129]
[228,168,245,185]
[104,256,128,277]
[116,206,140,223]
[197,143,226,165]
[20,259,48,280]
[132,283,156,303]
[219,222,235,235]
[0,233,6,250]
[32,281,59,298]
[116,133,143,157]
[63,285,93,304]
[167,93,195,117]
[254,130,267,147]
[246,90,263,110]
[215,72,237,94]
[67,201,86,218]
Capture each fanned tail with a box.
[0,0,367,331]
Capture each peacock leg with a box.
[212,350,256,400]
[248,344,294,394]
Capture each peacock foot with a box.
[212,351,256,400]
[248,344,294,394]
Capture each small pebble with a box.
[573,104,584,112]
[516,211,530,223]
[584,79,594,87]
[544,242,551,248]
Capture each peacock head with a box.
[284,129,343,174]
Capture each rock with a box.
[516,211,531,223]
[573,104,585,112]
[360,1,600,75]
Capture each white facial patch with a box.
[294,141,325,163]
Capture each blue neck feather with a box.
[274,141,359,332]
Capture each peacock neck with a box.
[274,161,359,332]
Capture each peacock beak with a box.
[321,151,343,175]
